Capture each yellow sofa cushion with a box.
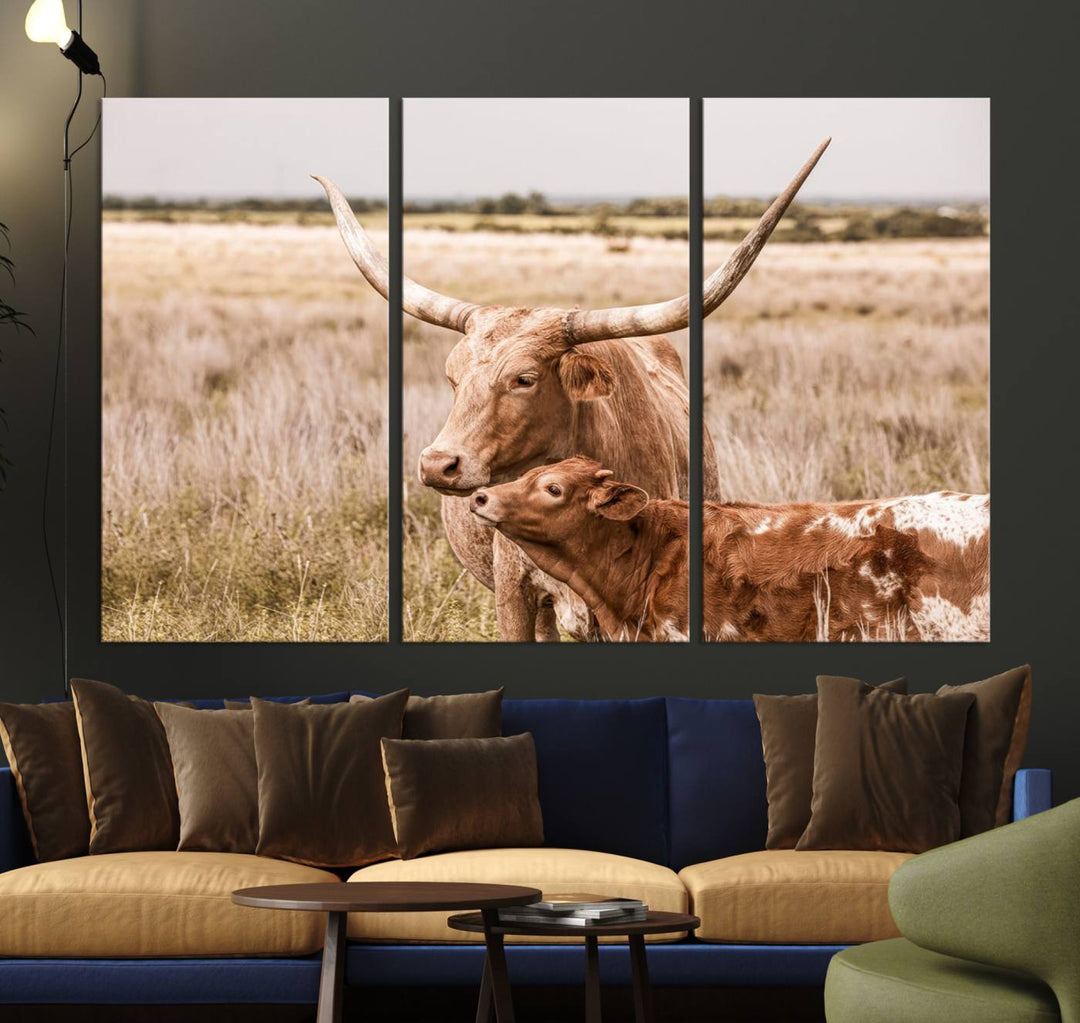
[0,851,340,957]
[680,850,913,944]
[347,847,687,943]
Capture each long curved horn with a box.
[313,175,479,333]
[564,138,831,344]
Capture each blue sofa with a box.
[0,695,1052,1006]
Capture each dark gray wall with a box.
[1,1,1077,800]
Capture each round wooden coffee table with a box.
[448,909,700,1023]
[233,881,541,1023]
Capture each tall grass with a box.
[102,221,388,641]
[703,237,989,502]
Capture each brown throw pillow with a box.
[155,704,259,854]
[253,689,409,868]
[71,678,181,854]
[754,678,907,849]
[797,676,974,853]
[0,702,89,861]
[938,665,1032,835]
[350,689,503,739]
[381,734,544,860]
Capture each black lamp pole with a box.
[29,0,104,697]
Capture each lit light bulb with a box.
[24,0,100,75]
[24,0,73,48]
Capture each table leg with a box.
[629,933,654,1023]
[584,934,602,1023]
[316,911,347,1023]
[481,909,516,1023]
[475,952,495,1023]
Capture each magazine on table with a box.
[498,893,648,926]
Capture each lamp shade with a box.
[25,0,73,48]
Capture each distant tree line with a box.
[704,201,986,243]
[404,193,689,217]
[102,192,987,241]
[835,208,986,241]
[102,196,388,212]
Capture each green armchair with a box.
[825,799,1080,1023]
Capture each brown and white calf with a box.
[470,457,989,642]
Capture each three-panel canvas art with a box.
[101,98,990,643]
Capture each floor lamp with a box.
[24,0,105,697]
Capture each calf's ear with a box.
[589,481,649,521]
[558,348,616,400]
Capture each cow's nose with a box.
[419,449,462,487]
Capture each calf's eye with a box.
[515,375,536,389]
[546,484,562,496]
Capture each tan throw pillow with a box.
[155,704,260,854]
[71,678,181,854]
[797,676,974,853]
[0,702,89,861]
[754,677,907,849]
[350,689,503,739]
[381,734,544,860]
[253,690,409,868]
[938,665,1032,835]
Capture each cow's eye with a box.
[514,375,536,389]
[546,484,562,497]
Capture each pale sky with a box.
[404,98,689,199]
[101,97,988,203]
[102,98,388,200]
[705,98,989,202]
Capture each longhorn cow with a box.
[315,139,830,640]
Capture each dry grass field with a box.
[703,237,989,503]
[404,231,988,642]
[102,214,988,643]
[102,219,388,641]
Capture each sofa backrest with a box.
[502,697,670,865]
[0,692,1051,877]
[14,691,769,872]
[503,697,769,870]
[665,698,768,870]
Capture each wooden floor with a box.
[3,987,827,1023]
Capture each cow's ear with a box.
[558,348,616,401]
[589,481,649,521]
